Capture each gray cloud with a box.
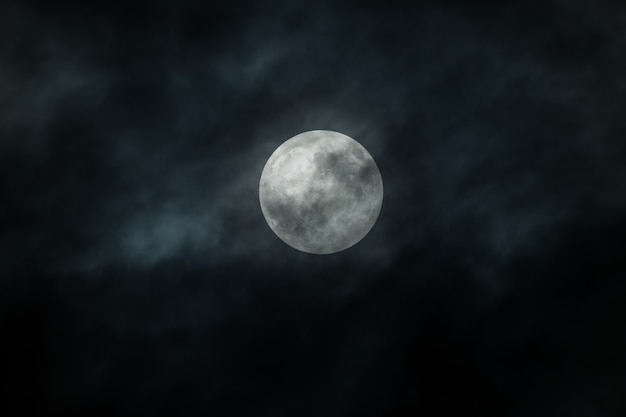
[2,1,626,415]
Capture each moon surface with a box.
[259,130,383,254]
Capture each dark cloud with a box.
[1,0,626,415]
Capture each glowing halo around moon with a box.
[259,130,383,254]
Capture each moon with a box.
[259,130,383,254]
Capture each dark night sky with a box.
[1,0,626,415]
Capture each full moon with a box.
[259,130,383,254]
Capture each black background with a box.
[2,0,626,415]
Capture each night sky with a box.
[2,0,626,415]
